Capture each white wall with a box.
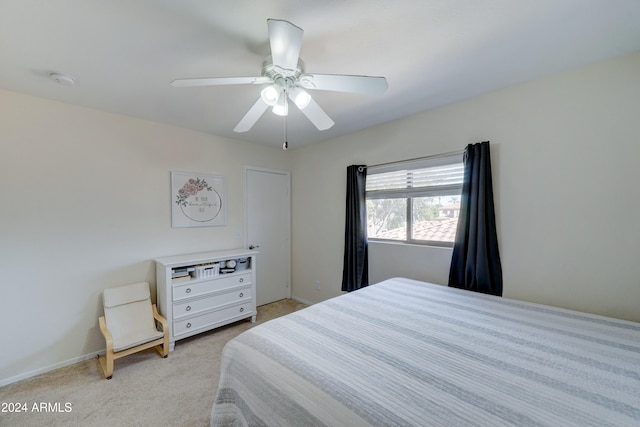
[0,90,291,385]
[291,51,640,323]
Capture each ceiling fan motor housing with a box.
[262,56,305,89]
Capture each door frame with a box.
[244,166,292,302]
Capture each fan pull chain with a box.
[282,115,288,150]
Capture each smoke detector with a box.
[49,72,76,87]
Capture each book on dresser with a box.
[155,248,258,351]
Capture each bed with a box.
[211,277,640,426]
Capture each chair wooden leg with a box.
[98,316,115,379]
[98,353,114,379]
[153,304,170,358]
[154,345,168,358]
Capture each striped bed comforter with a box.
[211,277,640,426]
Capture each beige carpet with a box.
[0,299,307,427]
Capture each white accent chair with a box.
[98,282,169,379]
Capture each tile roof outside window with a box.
[375,217,459,242]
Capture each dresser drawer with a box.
[173,273,251,301]
[173,302,254,337]
[173,286,252,319]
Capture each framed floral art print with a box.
[171,171,227,228]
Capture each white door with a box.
[245,167,291,306]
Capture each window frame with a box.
[365,152,464,247]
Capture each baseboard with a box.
[291,295,315,306]
[0,351,102,387]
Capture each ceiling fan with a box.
[171,19,388,133]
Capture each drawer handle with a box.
[239,292,244,298]
[186,322,192,329]
[186,288,191,294]
[186,305,191,312]
[239,307,244,313]
[239,278,244,283]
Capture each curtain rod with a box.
[365,149,464,171]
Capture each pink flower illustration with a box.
[176,177,212,207]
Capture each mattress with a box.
[211,277,640,426]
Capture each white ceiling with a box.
[1,0,640,149]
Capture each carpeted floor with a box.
[0,299,307,427]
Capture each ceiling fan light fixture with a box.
[289,87,311,109]
[260,85,280,106]
[272,92,288,116]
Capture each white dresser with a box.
[155,249,258,351]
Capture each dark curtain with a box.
[449,142,503,296]
[341,165,369,292]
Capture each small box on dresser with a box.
[155,248,258,351]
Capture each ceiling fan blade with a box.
[267,19,303,73]
[171,76,271,87]
[233,98,269,133]
[299,97,335,131]
[298,74,388,95]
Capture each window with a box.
[366,152,464,246]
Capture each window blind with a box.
[366,153,464,199]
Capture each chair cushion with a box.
[103,282,150,308]
[103,282,163,352]
[110,319,164,351]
